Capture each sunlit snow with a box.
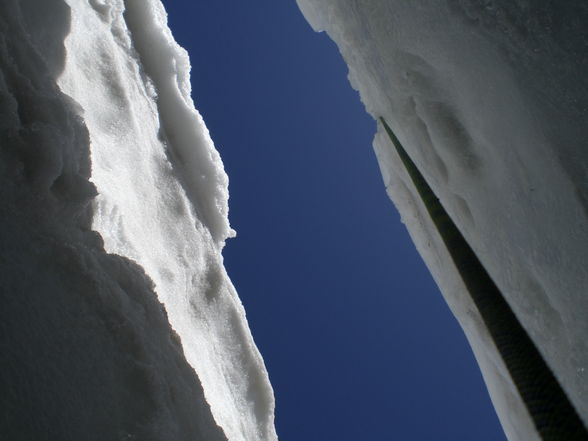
[0,0,276,440]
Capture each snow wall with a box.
[0,0,277,440]
[296,1,588,440]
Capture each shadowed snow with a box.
[297,1,588,440]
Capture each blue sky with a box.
[165,1,505,440]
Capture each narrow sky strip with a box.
[164,2,508,439]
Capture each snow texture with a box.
[297,1,588,440]
[0,0,276,440]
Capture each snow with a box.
[0,0,276,440]
[296,1,588,440]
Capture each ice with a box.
[0,0,276,440]
[296,1,588,440]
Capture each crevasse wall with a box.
[56,1,277,440]
[296,1,588,440]
[0,0,277,440]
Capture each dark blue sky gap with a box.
[164,2,506,440]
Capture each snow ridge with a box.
[122,0,234,247]
[56,1,277,440]
[0,0,276,440]
[0,0,226,439]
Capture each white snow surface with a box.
[297,1,588,440]
[0,0,276,440]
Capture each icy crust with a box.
[56,1,277,440]
[0,0,226,439]
[297,1,588,439]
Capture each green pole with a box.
[380,117,587,440]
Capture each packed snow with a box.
[0,0,276,440]
[297,1,588,440]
